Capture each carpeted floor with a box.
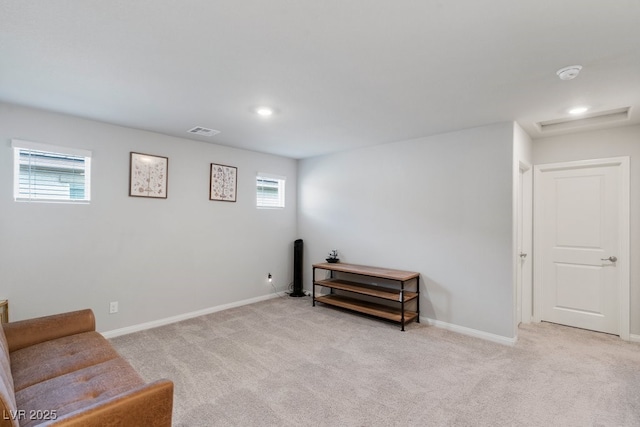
[110,296,640,426]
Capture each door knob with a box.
[519,253,527,258]
[600,256,618,262]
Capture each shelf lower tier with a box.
[314,279,418,302]
[314,294,418,325]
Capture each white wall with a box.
[298,122,516,339]
[0,103,298,332]
[533,124,640,335]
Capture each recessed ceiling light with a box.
[256,107,274,117]
[569,106,589,115]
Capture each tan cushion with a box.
[10,332,118,392]
[0,328,18,427]
[15,358,145,427]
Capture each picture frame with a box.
[129,152,169,198]
[210,163,237,202]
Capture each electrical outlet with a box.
[109,301,118,314]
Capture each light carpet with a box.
[110,296,640,426]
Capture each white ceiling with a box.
[1,1,639,159]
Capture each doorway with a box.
[533,157,629,339]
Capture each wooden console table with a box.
[312,263,419,331]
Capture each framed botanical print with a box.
[210,163,237,202]
[129,152,168,198]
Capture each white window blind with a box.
[256,173,285,208]
[12,139,92,203]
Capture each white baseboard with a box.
[101,293,279,339]
[421,316,517,346]
[629,334,640,343]
[101,295,519,346]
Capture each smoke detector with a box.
[556,65,582,80]
[187,126,220,137]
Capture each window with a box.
[12,139,92,203]
[256,173,285,208]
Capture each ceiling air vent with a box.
[537,107,631,134]
[187,126,220,137]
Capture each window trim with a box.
[12,139,92,203]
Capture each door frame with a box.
[516,161,533,326]
[533,157,630,340]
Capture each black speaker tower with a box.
[290,239,305,297]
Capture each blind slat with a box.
[14,146,91,202]
[257,176,285,208]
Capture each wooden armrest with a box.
[2,309,95,352]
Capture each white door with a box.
[534,157,629,337]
